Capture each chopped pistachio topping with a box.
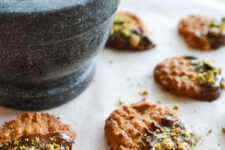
[190,133,201,146]
[65,146,70,150]
[173,104,180,110]
[206,71,216,85]
[162,138,175,149]
[118,98,125,105]
[220,79,225,90]
[112,14,135,37]
[183,132,189,138]
[143,121,195,150]
[203,60,215,69]
[114,15,124,24]
[110,14,147,48]
[209,18,225,35]
[154,143,162,150]
[192,59,225,88]
[129,33,141,47]
[2,134,71,150]
[46,144,54,150]
[120,28,131,37]
[195,73,206,85]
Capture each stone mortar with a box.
[0,0,119,110]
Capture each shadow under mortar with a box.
[0,0,119,110]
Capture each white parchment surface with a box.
[1,0,225,149]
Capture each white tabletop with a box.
[1,0,225,149]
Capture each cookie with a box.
[178,15,212,50]
[178,15,225,50]
[106,11,156,51]
[105,100,195,150]
[0,112,76,150]
[154,56,225,101]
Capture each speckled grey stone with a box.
[0,0,119,110]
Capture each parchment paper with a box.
[1,0,225,149]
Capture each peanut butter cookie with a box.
[154,56,225,101]
[0,112,76,150]
[178,15,225,50]
[107,11,156,51]
[105,100,195,150]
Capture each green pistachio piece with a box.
[190,133,200,146]
[124,22,135,30]
[110,30,114,35]
[214,69,222,75]
[199,68,204,73]
[155,143,162,150]
[206,71,215,80]
[114,15,124,24]
[203,60,215,69]
[183,132,189,138]
[113,24,122,33]
[53,143,60,148]
[222,17,225,22]
[220,79,225,90]
[208,78,216,85]
[46,145,54,150]
[220,23,225,34]
[162,138,174,149]
[196,74,206,85]
[209,27,220,35]
[206,71,217,85]
[129,33,141,47]
[120,28,131,37]
[65,146,70,150]
[210,21,220,27]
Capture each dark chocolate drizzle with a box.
[207,17,225,49]
[184,56,197,60]
[139,116,193,150]
[0,133,74,150]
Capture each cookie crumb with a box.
[222,127,225,133]
[206,129,213,136]
[173,105,180,110]
[190,133,201,146]
[140,91,148,96]
[157,100,162,104]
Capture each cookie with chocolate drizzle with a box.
[154,56,225,101]
[105,100,196,150]
[0,112,76,150]
[178,15,225,50]
[106,11,156,51]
